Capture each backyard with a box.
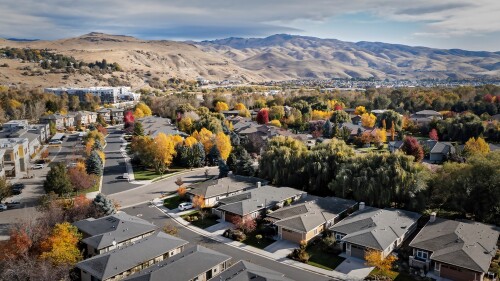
[306,243,345,270]
[181,210,220,229]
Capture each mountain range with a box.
[0,32,499,89]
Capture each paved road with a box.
[101,128,137,195]
[123,203,333,281]
[109,167,218,208]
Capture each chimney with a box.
[430,212,437,223]
[257,181,261,188]
[359,202,365,210]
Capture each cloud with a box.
[0,0,498,49]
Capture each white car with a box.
[32,163,45,169]
[178,202,193,211]
[49,140,63,145]
[0,204,7,211]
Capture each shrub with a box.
[223,229,246,241]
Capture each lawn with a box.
[133,164,185,181]
[306,243,345,270]
[181,210,220,229]
[369,268,416,281]
[163,195,187,210]
[241,232,276,249]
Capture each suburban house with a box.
[97,108,112,123]
[75,111,98,127]
[423,140,456,163]
[137,116,187,138]
[187,174,267,207]
[2,120,29,132]
[408,214,499,281]
[266,196,357,244]
[410,110,443,125]
[109,108,125,124]
[124,245,231,281]
[0,138,29,177]
[76,231,188,281]
[73,212,158,257]
[214,185,307,223]
[209,260,295,281]
[388,140,404,153]
[330,204,421,260]
[39,113,76,129]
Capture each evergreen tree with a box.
[234,148,255,176]
[93,193,116,215]
[323,119,332,138]
[43,163,73,195]
[86,150,103,175]
[207,145,220,166]
[133,121,144,136]
[218,160,230,178]
[92,139,103,151]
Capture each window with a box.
[416,249,429,260]
[335,233,344,241]
[434,262,440,271]
[313,228,318,235]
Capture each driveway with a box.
[204,220,232,235]
[335,256,374,279]
[263,240,298,259]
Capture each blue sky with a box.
[0,0,499,51]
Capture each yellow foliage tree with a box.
[372,129,387,147]
[365,249,397,273]
[327,99,345,110]
[85,138,95,155]
[136,102,152,116]
[311,110,333,120]
[178,117,193,133]
[464,137,490,156]
[9,99,22,109]
[150,133,177,174]
[268,119,282,127]
[192,195,205,209]
[215,132,232,161]
[170,135,184,146]
[40,222,82,265]
[354,106,367,115]
[193,128,214,154]
[239,109,251,118]
[184,136,198,147]
[215,101,229,112]
[234,103,246,111]
[361,113,377,128]
[254,98,267,108]
[134,108,145,118]
[96,150,106,164]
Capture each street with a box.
[123,203,333,281]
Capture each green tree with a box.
[133,121,144,136]
[234,147,255,176]
[93,193,117,215]
[49,121,56,135]
[86,150,103,175]
[377,110,403,131]
[330,110,350,124]
[43,163,73,196]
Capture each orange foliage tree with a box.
[177,186,187,198]
[40,222,82,265]
[192,195,205,209]
[365,249,397,273]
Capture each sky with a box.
[0,0,499,51]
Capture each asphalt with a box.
[101,128,137,195]
[123,203,334,281]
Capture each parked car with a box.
[49,140,63,145]
[119,173,129,181]
[32,163,45,169]
[0,203,7,211]
[6,201,21,209]
[11,188,21,195]
[67,162,77,168]
[12,183,25,190]
[178,202,194,211]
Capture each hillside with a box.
[0,33,499,89]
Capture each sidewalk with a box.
[152,198,359,281]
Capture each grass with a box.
[241,232,276,249]
[163,195,186,210]
[305,243,346,270]
[181,210,220,229]
[369,268,416,281]
[133,164,185,181]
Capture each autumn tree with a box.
[231,216,257,234]
[178,117,193,133]
[43,163,73,196]
[429,128,439,141]
[192,195,205,209]
[354,106,367,115]
[163,223,178,236]
[234,103,246,111]
[269,105,285,120]
[177,186,187,198]
[68,163,97,191]
[361,113,377,128]
[401,136,424,162]
[365,249,397,273]
[193,128,214,154]
[372,129,387,147]
[40,222,82,265]
[268,119,282,127]
[135,102,152,116]
[150,133,177,174]
[215,131,232,161]
[134,108,144,118]
[256,108,269,124]
[133,121,145,136]
[463,137,490,156]
[330,110,350,124]
[377,110,403,131]
[0,176,11,202]
[215,101,229,112]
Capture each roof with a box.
[209,260,294,281]
[123,245,231,281]
[330,207,421,251]
[424,140,455,154]
[269,196,357,233]
[415,110,442,116]
[217,185,306,216]
[409,217,499,273]
[388,141,404,149]
[76,232,188,280]
[187,175,265,199]
[73,212,158,250]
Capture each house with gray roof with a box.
[74,212,158,256]
[330,204,421,260]
[124,245,231,281]
[77,231,188,281]
[408,214,499,281]
[214,185,306,223]
[266,196,357,244]
[388,140,404,153]
[209,260,294,281]
[187,174,267,207]
[423,140,456,163]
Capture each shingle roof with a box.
[73,212,158,250]
[415,110,441,116]
[123,245,231,281]
[76,232,188,280]
[330,207,421,251]
[209,260,294,281]
[409,218,499,273]
[269,196,357,233]
[187,175,266,199]
[217,185,306,216]
[424,140,455,154]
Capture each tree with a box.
[215,131,232,161]
[134,108,145,118]
[234,148,256,176]
[463,137,490,156]
[49,121,56,135]
[429,128,439,141]
[0,176,11,202]
[256,108,269,124]
[354,106,367,115]
[175,177,184,187]
[178,117,193,133]
[231,216,257,234]
[135,102,152,116]
[148,133,177,174]
[123,110,135,124]
[377,110,403,131]
[330,110,350,124]
[215,101,229,112]
[133,121,144,136]
[68,164,97,191]
[39,222,82,265]
[177,186,187,198]
[86,150,103,175]
[365,249,397,274]
[234,103,246,111]
[268,119,282,127]
[401,136,424,162]
[218,160,230,178]
[361,113,377,128]
[43,163,73,195]
[269,105,285,120]
[192,195,205,209]
[163,223,178,236]
[93,193,116,215]
[372,128,387,147]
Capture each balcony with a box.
[409,256,430,270]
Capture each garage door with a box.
[350,245,366,260]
